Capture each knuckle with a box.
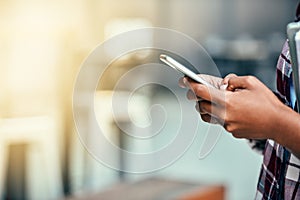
[225,125,243,138]
[245,75,256,84]
[246,75,254,80]
[226,73,237,79]
[224,123,235,133]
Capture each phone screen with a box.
[159,54,212,87]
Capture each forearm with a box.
[272,104,300,159]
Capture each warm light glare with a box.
[104,18,153,39]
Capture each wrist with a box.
[269,103,300,145]
[268,103,291,141]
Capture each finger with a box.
[187,79,225,105]
[178,77,187,88]
[200,114,221,124]
[219,84,228,91]
[222,73,237,85]
[195,101,206,114]
[200,114,211,122]
[199,100,225,120]
[227,76,256,91]
[220,74,237,90]
[187,90,198,101]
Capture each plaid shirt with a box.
[255,41,300,199]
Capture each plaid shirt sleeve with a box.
[255,41,300,200]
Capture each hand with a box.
[182,75,287,140]
[179,74,237,125]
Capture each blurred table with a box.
[65,177,225,200]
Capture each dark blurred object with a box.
[4,144,27,200]
[296,2,300,22]
[248,139,267,154]
[64,177,225,200]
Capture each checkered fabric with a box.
[255,41,300,199]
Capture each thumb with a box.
[222,73,237,85]
[227,76,255,91]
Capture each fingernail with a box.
[183,77,188,86]
[220,84,228,91]
[227,85,235,91]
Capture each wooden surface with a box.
[65,177,225,200]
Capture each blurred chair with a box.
[0,116,63,200]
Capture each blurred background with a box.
[0,0,298,199]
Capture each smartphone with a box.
[159,54,212,87]
[287,22,300,112]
